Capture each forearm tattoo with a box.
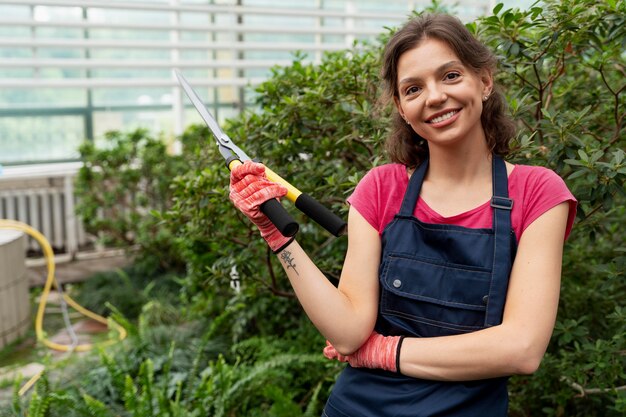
[280,250,299,276]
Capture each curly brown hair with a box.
[380,13,516,167]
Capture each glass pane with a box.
[0,89,87,108]
[91,87,171,107]
[93,108,173,145]
[0,115,84,164]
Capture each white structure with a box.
[0,230,29,350]
[0,0,497,165]
[0,163,85,257]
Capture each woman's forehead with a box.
[397,39,462,76]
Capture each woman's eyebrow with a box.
[438,60,464,73]
[398,60,464,86]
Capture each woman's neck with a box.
[424,145,492,187]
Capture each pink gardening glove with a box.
[229,161,293,253]
[323,332,404,373]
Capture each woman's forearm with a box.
[277,239,377,353]
[274,207,381,354]
[398,204,568,381]
[399,323,544,381]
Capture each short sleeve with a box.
[346,164,409,235]
[517,166,577,240]
[346,168,381,232]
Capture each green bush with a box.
[72,265,183,320]
[29,0,623,416]
[167,1,624,415]
[5,301,338,417]
[475,2,625,415]
[75,128,189,272]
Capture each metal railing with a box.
[0,0,442,164]
[0,1,417,87]
[0,162,86,258]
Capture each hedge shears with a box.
[174,70,347,238]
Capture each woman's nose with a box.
[425,85,447,107]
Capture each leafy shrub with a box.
[43,0,625,416]
[475,2,625,415]
[5,304,338,417]
[167,1,625,415]
[75,128,189,272]
[72,265,183,320]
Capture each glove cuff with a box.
[395,336,406,374]
[272,235,295,254]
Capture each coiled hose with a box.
[0,219,127,395]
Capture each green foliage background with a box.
[5,1,623,416]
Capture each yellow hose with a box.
[0,219,127,395]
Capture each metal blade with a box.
[174,69,250,161]
[174,70,224,137]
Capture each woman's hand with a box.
[229,161,293,253]
[324,332,404,373]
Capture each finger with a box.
[230,160,266,182]
[239,184,286,208]
[323,345,338,359]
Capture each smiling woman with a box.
[228,12,577,417]
[394,40,491,153]
[382,15,516,169]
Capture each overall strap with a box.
[485,156,514,327]
[398,158,429,216]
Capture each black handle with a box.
[260,198,299,237]
[295,193,347,237]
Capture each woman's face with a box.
[393,38,493,151]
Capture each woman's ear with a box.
[480,69,494,98]
[394,95,405,120]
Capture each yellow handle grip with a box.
[228,159,302,203]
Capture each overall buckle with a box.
[491,196,514,210]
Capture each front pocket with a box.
[380,254,491,336]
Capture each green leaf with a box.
[541,108,553,119]
[493,2,504,15]
[510,42,520,56]
[590,150,604,163]
[568,169,588,179]
[564,159,585,166]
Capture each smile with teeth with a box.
[427,110,459,124]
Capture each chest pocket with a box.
[379,253,491,337]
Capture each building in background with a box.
[0,0,533,165]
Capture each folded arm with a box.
[277,205,382,354]
[328,202,570,381]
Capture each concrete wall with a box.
[0,230,29,350]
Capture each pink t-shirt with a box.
[347,163,577,242]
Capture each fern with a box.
[25,391,77,417]
[213,353,328,417]
[184,317,232,401]
[99,350,127,396]
[122,374,138,413]
[81,394,113,417]
[105,302,137,338]
[303,380,324,417]
[10,377,23,415]
[27,374,51,417]
[138,359,155,416]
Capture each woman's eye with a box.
[444,72,461,81]
[405,86,421,95]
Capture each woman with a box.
[229,13,577,417]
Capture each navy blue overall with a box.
[323,156,517,417]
